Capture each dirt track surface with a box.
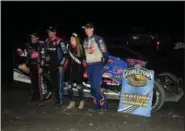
[1,88,184,131]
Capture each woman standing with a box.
[66,33,85,109]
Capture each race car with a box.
[108,27,184,104]
[13,45,184,112]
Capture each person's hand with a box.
[101,57,105,63]
[17,48,24,56]
[60,58,66,66]
[101,57,108,64]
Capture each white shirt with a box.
[83,37,103,63]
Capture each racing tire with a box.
[152,81,165,112]
[157,72,182,93]
[158,72,178,80]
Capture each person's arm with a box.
[39,42,47,67]
[79,44,85,60]
[44,39,51,63]
[79,44,86,73]
[59,40,68,67]
[21,43,29,57]
[82,39,87,62]
[98,38,109,64]
[23,42,33,66]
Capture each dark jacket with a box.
[24,41,45,66]
[66,44,85,83]
[45,37,68,67]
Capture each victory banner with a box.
[117,65,154,117]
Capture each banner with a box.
[117,65,154,117]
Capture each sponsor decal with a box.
[123,65,153,87]
[104,79,120,86]
[114,67,123,73]
[104,79,114,83]
[31,51,39,58]
[114,75,123,80]
[104,66,109,70]
[83,72,88,78]
[87,46,95,54]
[108,59,114,64]
[102,73,112,78]
[127,59,146,67]
[85,39,96,55]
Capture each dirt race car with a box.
[13,45,184,112]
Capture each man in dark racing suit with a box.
[21,33,49,102]
[45,26,68,104]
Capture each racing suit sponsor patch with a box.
[84,37,103,63]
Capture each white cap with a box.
[72,32,78,37]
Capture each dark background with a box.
[1,2,184,85]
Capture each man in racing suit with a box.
[45,26,68,104]
[82,23,109,110]
[19,33,48,101]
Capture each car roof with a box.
[107,45,147,60]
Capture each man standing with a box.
[45,26,68,104]
[18,33,48,102]
[82,23,109,110]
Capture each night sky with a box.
[2,2,184,41]
[1,2,184,83]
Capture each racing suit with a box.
[66,45,85,101]
[24,41,46,101]
[83,34,109,109]
[45,37,67,104]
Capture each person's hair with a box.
[71,36,84,58]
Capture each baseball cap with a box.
[30,32,39,38]
[46,26,57,32]
[72,32,78,37]
[82,22,95,29]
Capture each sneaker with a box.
[67,101,75,109]
[78,100,84,109]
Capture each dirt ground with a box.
[1,87,184,131]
